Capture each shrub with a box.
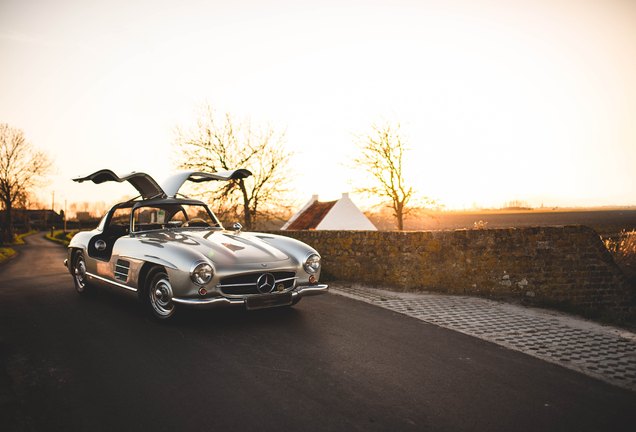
[604,230,636,279]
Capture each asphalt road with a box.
[1,233,635,431]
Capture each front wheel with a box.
[144,268,176,320]
[73,251,91,294]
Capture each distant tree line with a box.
[503,200,531,210]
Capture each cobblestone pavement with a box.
[330,284,636,392]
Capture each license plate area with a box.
[246,293,292,310]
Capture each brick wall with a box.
[269,225,635,316]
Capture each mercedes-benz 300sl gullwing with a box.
[65,169,328,320]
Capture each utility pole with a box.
[51,191,55,237]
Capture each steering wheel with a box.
[183,217,210,227]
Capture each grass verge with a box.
[45,231,76,247]
[1,229,37,246]
[0,247,17,265]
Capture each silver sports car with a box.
[65,169,328,320]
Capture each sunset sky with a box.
[1,0,635,213]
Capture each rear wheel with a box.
[73,251,91,294]
[144,267,176,320]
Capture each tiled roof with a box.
[285,200,337,230]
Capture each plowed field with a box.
[371,209,636,236]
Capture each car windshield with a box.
[132,203,221,232]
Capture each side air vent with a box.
[115,260,130,282]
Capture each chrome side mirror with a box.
[233,223,242,235]
[95,240,106,251]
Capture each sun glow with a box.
[1,0,635,212]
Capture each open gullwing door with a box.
[160,169,252,197]
[72,169,165,200]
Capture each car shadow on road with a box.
[75,285,304,329]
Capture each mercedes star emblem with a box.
[256,273,276,294]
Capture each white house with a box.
[281,193,377,231]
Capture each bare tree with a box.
[173,104,295,231]
[0,124,55,242]
[350,118,429,230]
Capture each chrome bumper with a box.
[171,284,329,309]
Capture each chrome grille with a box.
[219,271,296,295]
[115,259,130,282]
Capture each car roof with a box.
[131,196,207,209]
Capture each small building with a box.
[26,209,65,226]
[75,211,93,222]
[282,193,376,231]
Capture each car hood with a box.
[136,229,289,265]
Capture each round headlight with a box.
[190,261,213,286]
[303,253,321,275]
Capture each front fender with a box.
[68,230,94,251]
[112,236,211,299]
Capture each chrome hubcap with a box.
[74,259,86,291]
[150,278,174,317]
